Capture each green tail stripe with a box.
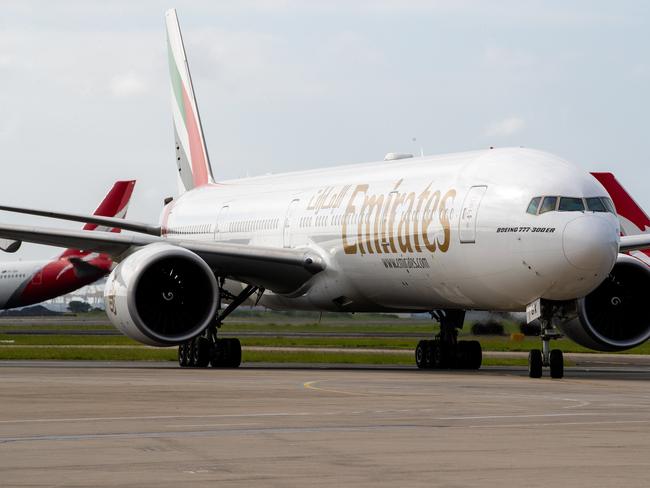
[167,37,186,126]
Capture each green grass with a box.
[0,346,178,361]
[4,332,650,355]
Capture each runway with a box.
[2,362,650,487]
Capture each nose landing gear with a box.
[528,314,564,379]
[415,310,482,370]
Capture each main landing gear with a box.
[178,282,260,369]
[415,310,482,370]
[528,313,564,379]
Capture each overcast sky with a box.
[1,0,648,261]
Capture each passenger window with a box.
[558,197,585,212]
[585,197,607,212]
[539,196,557,214]
[526,197,541,215]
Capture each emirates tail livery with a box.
[0,10,649,378]
[591,172,650,266]
[0,180,135,310]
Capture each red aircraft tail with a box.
[591,172,650,264]
[60,180,135,258]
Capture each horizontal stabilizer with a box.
[0,204,161,236]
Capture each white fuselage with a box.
[0,261,46,308]
[162,148,620,313]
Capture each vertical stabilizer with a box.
[165,8,215,192]
[60,180,136,258]
[592,171,650,265]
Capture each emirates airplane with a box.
[0,9,648,378]
[0,180,134,310]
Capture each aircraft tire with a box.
[226,338,242,368]
[178,343,188,367]
[549,349,564,379]
[528,349,543,378]
[415,341,427,369]
[195,337,211,368]
[466,340,482,370]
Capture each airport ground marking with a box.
[303,380,371,396]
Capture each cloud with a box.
[109,72,148,98]
[484,116,525,137]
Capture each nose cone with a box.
[563,216,618,271]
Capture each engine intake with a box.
[559,254,650,351]
[104,243,218,346]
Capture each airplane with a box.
[0,180,135,310]
[0,9,648,378]
[591,172,650,266]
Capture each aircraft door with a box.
[214,205,229,240]
[283,199,300,248]
[459,185,487,243]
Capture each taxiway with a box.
[1,362,650,487]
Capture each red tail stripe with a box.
[591,172,650,231]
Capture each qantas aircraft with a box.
[0,9,648,378]
[591,172,650,266]
[0,180,134,310]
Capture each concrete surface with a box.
[1,362,650,487]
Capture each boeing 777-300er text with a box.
[0,9,648,378]
[0,180,135,309]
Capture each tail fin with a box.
[165,8,215,192]
[591,171,650,264]
[60,180,135,258]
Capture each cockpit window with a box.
[601,197,616,214]
[526,197,541,215]
[558,197,585,212]
[539,196,557,214]
[585,197,607,212]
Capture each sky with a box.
[1,0,648,261]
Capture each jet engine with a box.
[104,243,218,346]
[558,254,650,351]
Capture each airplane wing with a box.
[0,223,324,294]
[0,204,161,236]
[620,234,650,252]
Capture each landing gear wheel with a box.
[415,341,427,369]
[458,340,482,370]
[186,339,197,367]
[225,338,242,368]
[528,349,543,378]
[178,342,188,367]
[425,340,436,368]
[549,349,564,379]
[210,338,242,368]
[195,337,211,368]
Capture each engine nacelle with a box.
[104,243,218,346]
[558,254,650,351]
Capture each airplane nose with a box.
[562,215,618,271]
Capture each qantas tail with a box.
[165,8,215,193]
[591,172,650,264]
[60,180,136,258]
